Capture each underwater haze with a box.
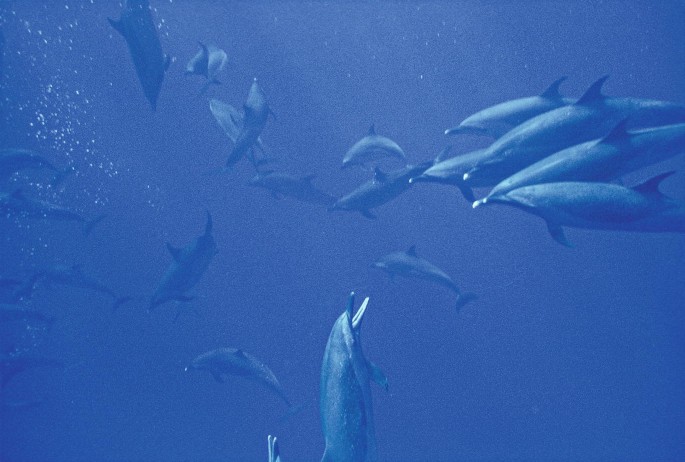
[1,1,684,461]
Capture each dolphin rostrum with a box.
[341,125,407,170]
[268,435,282,462]
[185,42,227,93]
[186,347,290,406]
[320,292,387,462]
[150,212,217,311]
[463,76,685,185]
[478,121,685,205]
[249,171,336,206]
[328,161,432,219]
[371,246,477,311]
[108,0,171,110]
[445,76,573,138]
[482,172,685,246]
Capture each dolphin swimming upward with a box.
[481,172,685,246]
[342,125,406,170]
[108,0,171,110]
[186,347,290,406]
[320,293,387,462]
[445,76,573,138]
[185,42,227,93]
[150,212,217,311]
[371,246,477,311]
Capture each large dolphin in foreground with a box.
[341,125,406,170]
[185,42,227,93]
[481,172,685,246]
[445,76,573,138]
[477,121,685,204]
[150,212,217,311]
[108,0,171,110]
[320,293,387,462]
[249,171,337,206]
[463,76,685,185]
[186,347,290,406]
[328,161,432,219]
[371,246,477,311]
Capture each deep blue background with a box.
[1,1,684,460]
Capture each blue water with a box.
[1,1,684,460]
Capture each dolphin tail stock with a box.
[455,292,478,312]
[82,214,106,237]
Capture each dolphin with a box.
[445,77,573,138]
[0,189,105,235]
[209,98,265,153]
[320,293,387,462]
[463,76,685,185]
[268,435,282,462]
[108,0,171,110]
[186,347,290,406]
[226,78,274,170]
[341,125,407,170]
[0,149,59,186]
[478,121,685,204]
[150,212,217,311]
[185,42,227,92]
[371,246,477,311]
[35,264,131,311]
[1,354,64,389]
[328,161,432,219]
[482,172,685,246]
[409,146,491,202]
[249,171,336,206]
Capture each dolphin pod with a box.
[320,293,387,462]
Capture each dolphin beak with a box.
[351,297,370,329]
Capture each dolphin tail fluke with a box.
[111,296,133,313]
[547,221,573,247]
[455,292,478,312]
[82,214,106,237]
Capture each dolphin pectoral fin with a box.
[107,17,125,36]
[458,184,476,203]
[368,360,389,391]
[547,222,573,247]
[166,242,183,262]
[211,369,224,383]
[455,292,478,312]
[361,209,377,220]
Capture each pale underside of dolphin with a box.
[341,124,407,170]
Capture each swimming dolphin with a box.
[0,149,60,186]
[341,125,407,170]
[478,121,685,204]
[185,42,227,93]
[226,78,274,170]
[0,189,105,235]
[268,435,282,462]
[1,354,64,389]
[186,347,290,406]
[209,98,265,153]
[108,0,171,110]
[481,172,685,246]
[371,246,477,311]
[328,161,432,219]
[445,77,573,138]
[150,212,217,311]
[320,293,387,462]
[463,76,685,185]
[249,171,336,206]
[409,146,492,202]
[36,264,131,311]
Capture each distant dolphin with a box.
[249,171,336,206]
[150,212,217,311]
[328,161,432,219]
[482,172,685,246]
[108,0,171,110]
[0,189,105,235]
[186,347,291,406]
[209,98,265,152]
[185,42,227,93]
[463,76,685,185]
[0,149,59,186]
[36,264,131,311]
[409,146,490,202]
[371,246,477,311]
[445,77,573,138]
[1,354,64,389]
[320,293,387,462]
[341,124,406,170]
[478,121,685,204]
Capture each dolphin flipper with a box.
[547,221,573,247]
[455,292,478,312]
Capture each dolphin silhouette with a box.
[249,171,336,206]
[108,0,171,110]
[341,124,406,170]
[320,293,387,462]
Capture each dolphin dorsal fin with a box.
[601,118,631,144]
[575,75,609,105]
[368,124,376,136]
[435,145,453,163]
[204,211,213,235]
[166,242,182,262]
[373,167,388,183]
[540,76,567,99]
[406,245,417,257]
[632,171,675,200]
